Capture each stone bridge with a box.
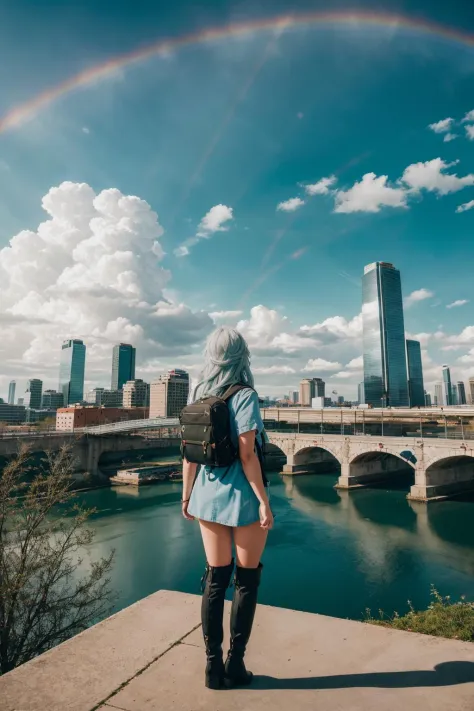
[267,432,474,502]
[0,432,181,484]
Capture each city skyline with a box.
[1,3,474,399]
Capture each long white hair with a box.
[193,326,254,399]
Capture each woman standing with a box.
[181,326,273,690]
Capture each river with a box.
[68,465,474,622]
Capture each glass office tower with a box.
[406,339,425,407]
[362,262,409,407]
[442,365,452,406]
[111,343,136,391]
[59,339,86,405]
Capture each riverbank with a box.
[1,590,473,711]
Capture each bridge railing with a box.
[75,417,180,435]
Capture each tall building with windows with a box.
[406,339,425,407]
[362,262,409,407]
[150,370,190,417]
[59,339,86,405]
[86,387,123,408]
[25,379,43,409]
[299,379,312,407]
[469,377,474,405]
[442,365,452,406]
[457,381,467,405]
[434,382,443,406]
[8,381,16,405]
[111,343,136,391]
[122,379,150,408]
[299,378,325,407]
[424,391,432,406]
[41,390,64,409]
[358,382,365,405]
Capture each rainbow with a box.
[1,10,473,134]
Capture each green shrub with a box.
[365,586,474,642]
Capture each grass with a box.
[365,586,474,642]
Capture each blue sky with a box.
[1,0,474,399]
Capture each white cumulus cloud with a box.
[197,204,233,236]
[304,176,337,196]
[462,109,474,123]
[465,125,474,140]
[404,288,434,307]
[276,197,305,212]
[334,173,407,213]
[443,133,457,142]
[0,181,213,385]
[303,358,342,372]
[456,199,474,213]
[209,310,243,322]
[447,300,469,309]
[401,158,474,195]
[299,314,363,343]
[253,365,296,375]
[174,204,234,256]
[428,117,454,134]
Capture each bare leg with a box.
[198,519,233,566]
[198,520,233,689]
[233,520,268,568]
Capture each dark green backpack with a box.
[179,384,267,484]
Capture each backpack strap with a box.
[221,383,254,401]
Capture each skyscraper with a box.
[457,381,467,405]
[25,379,43,409]
[424,391,432,406]
[451,385,458,406]
[442,365,452,406]
[469,377,474,405]
[299,378,325,407]
[111,343,136,391]
[8,380,16,405]
[299,379,312,407]
[434,382,444,406]
[59,339,86,405]
[358,382,365,404]
[362,262,409,407]
[150,369,190,417]
[406,339,425,407]
[311,378,325,398]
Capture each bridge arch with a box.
[424,454,474,499]
[348,448,415,489]
[290,445,341,475]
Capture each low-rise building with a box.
[56,405,149,431]
[0,403,26,424]
[85,388,123,407]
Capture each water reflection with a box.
[64,470,474,623]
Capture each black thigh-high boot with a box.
[201,560,234,690]
[224,563,262,688]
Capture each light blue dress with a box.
[187,388,265,527]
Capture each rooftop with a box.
[1,590,473,711]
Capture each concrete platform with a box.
[1,590,473,711]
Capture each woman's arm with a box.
[238,430,273,529]
[182,457,197,520]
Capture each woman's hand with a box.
[182,499,194,521]
[259,502,274,530]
